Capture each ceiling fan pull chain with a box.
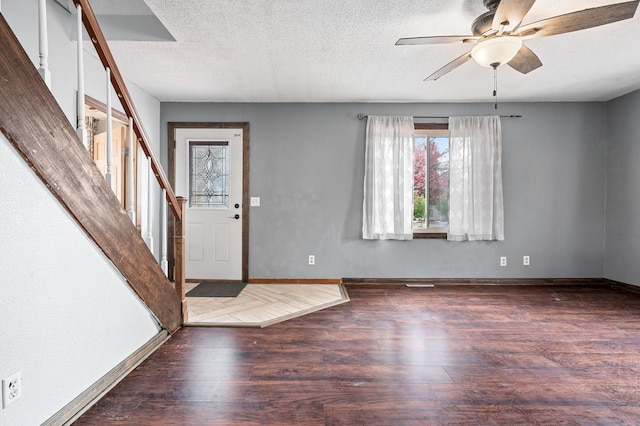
[493,66,498,110]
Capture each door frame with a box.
[167,122,250,282]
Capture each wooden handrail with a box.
[72,0,181,221]
[0,13,182,332]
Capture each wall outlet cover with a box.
[2,371,22,409]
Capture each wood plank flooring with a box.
[186,283,349,327]
[75,284,640,425]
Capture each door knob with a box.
[228,214,240,220]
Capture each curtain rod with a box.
[357,113,522,120]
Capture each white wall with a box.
[0,135,161,426]
[0,1,166,424]
[3,0,165,260]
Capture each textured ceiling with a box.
[96,0,640,103]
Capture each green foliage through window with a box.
[413,127,449,232]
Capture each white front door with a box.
[175,128,244,280]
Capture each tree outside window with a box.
[413,125,449,233]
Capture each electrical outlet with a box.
[500,257,507,267]
[523,255,530,266]
[2,371,21,409]
[308,255,315,265]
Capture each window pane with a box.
[413,129,449,232]
[427,136,449,229]
[189,141,229,208]
[413,135,427,229]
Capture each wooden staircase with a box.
[0,13,182,333]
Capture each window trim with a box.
[413,122,449,240]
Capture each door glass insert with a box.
[189,141,229,208]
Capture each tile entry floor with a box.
[185,283,350,327]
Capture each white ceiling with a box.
[93,0,640,103]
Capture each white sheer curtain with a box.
[448,116,504,241]
[362,115,415,240]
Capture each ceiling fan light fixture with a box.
[471,36,523,68]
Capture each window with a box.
[188,141,230,208]
[413,123,449,237]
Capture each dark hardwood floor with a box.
[75,285,640,425]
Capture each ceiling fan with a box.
[396,0,640,81]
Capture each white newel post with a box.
[38,0,51,88]
[127,117,136,224]
[105,67,114,189]
[146,159,154,254]
[161,188,168,275]
[76,4,87,147]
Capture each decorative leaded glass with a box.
[189,141,229,208]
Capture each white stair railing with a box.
[161,188,168,276]
[75,3,87,147]
[105,67,114,189]
[38,0,51,88]
[126,117,136,225]
[145,159,154,253]
[69,0,187,322]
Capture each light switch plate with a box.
[250,197,260,207]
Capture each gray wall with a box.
[161,102,607,279]
[604,89,640,284]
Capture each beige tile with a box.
[186,284,349,327]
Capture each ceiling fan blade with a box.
[425,52,472,81]
[396,35,479,45]
[492,0,537,32]
[517,0,640,39]
[507,45,543,74]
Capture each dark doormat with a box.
[186,282,248,298]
